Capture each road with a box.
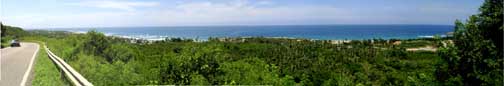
[0,43,39,86]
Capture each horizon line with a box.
[24,24,455,29]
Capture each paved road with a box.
[0,43,39,86]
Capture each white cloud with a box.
[68,0,160,11]
[4,0,366,28]
[147,1,353,25]
[256,1,273,6]
[3,0,478,28]
[3,12,143,28]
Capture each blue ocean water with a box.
[58,25,453,40]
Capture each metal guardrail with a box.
[43,45,93,86]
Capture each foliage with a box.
[19,0,503,85]
[437,0,503,85]
[30,42,70,86]
[6,0,500,85]
[1,24,27,48]
[24,30,445,85]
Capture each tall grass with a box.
[27,40,70,85]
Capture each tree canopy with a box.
[437,0,503,85]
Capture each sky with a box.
[1,0,484,28]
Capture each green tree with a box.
[217,58,295,85]
[1,25,26,37]
[83,30,110,56]
[103,43,135,62]
[437,0,503,85]
[1,24,27,48]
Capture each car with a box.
[10,39,20,47]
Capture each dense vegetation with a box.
[9,0,503,85]
[1,24,28,48]
[29,41,69,86]
[22,30,445,85]
[436,0,503,85]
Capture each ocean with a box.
[52,25,454,40]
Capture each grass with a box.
[398,40,437,48]
[1,36,13,48]
[31,42,70,86]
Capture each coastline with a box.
[68,30,448,44]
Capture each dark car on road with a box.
[10,39,20,47]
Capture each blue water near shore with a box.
[55,25,453,40]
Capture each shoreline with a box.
[64,30,450,44]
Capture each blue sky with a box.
[1,0,484,28]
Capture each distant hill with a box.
[1,24,27,48]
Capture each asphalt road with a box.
[0,43,39,86]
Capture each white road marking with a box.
[20,44,39,86]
